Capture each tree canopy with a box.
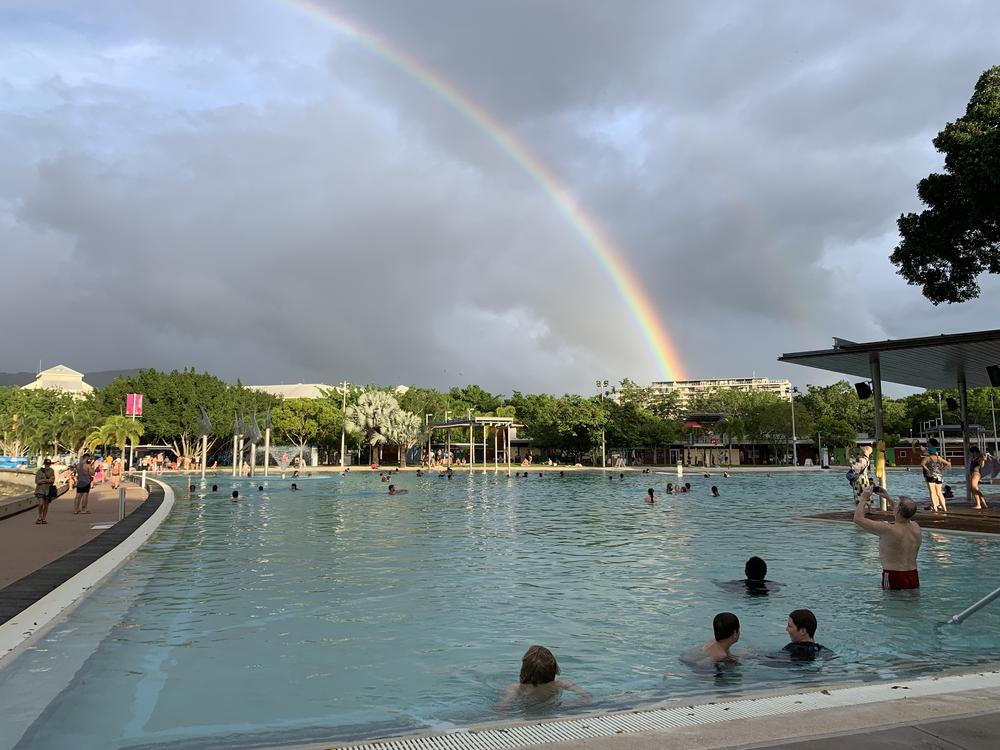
[892,65,1000,303]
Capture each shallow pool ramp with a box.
[336,670,1000,750]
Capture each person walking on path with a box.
[110,457,123,490]
[34,458,56,525]
[74,453,96,514]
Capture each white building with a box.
[649,377,791,410]
[247,384,334,400]
[21,365,94,397]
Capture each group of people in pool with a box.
[501,557,830,708]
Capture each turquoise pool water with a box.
[2,469,999,749]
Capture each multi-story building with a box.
[649,377,792,410]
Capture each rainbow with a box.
[284,0,686,381]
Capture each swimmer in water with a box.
[290,483,298,491]
[388,484,408,495]
[711,486,720,497]
[211,484,218,492]
[498,645,590,709]
[258,485,264,491]
[231,490,239,502]
[645,487,656,503]
[697,612,740,663]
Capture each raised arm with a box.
[853,486,890,535]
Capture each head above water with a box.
[788,608,817,640]
[713,612,740,642]
[231,490,239,499]
[745,556,767,581]
[519,645,559,686]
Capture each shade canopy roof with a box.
[779,329,1000,390]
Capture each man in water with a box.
[388,484,408,495]
[231,490,239,502]
[782,609,831,661]
[702,612,740,662]
[854,485,921,590]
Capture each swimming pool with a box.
[2,469,999,749]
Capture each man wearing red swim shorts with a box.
[854,485,922,590]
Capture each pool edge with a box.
[0,478,176,666]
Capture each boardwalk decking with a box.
[805,505,1000,534]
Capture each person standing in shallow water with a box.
[854,485,922,590]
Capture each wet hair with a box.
[666,483,673,491]
[745,556,768,580]
[713,612,740,641]
[789,608,817,637]
[189,484,196,491]
[388,484,395,491]
[711,485,719,494]
[647,487,654,495]
[290,483,298,490]
[212,484,218,491]
[684,482,691,489]
[231,490,239,499]
[519,645,559,685]
[898,497,917,519]
[258,485,264,491]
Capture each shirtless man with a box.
[854,485,922,590]
[701,612,740,662]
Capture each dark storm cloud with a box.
[2,1,999,392]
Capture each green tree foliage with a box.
[381,409,423,467]
[86,415,145,459]
[0,387,87,457]
[892,66,1000,303]
[101,369,278,457]
[345,390,401,464]
[271,397,341,466]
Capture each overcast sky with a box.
[2,1,998,395]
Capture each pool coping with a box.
[281,666,1000,750]
[0,478,175,666]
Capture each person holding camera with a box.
[853,485,922,590]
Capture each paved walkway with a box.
[0,481,147,589]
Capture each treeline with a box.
[1,369,995,463]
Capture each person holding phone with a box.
[854,485,922,590]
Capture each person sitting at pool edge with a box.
[854,485,921,590]
[783,609,831,661]
[498,645,590,708]
[702,612,740,662]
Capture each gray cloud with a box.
[2,1,999,395]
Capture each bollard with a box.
[118,486,126,521]
[141,469,147,489]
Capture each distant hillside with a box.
[0,369,143,388]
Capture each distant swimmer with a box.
[645,488,656,504]
[416,469,424,477]
[855,486,921,590]
[560,471,565,477]
[290,483,298,491]
[619,473,625,480]
[211,484,218,492]
[716,556,781,596]
[258,485,264,491]
[711,486,720,497]
[723,472,730,478]
[231,490,239,503]
[703,472,711,478]
[388,484,408,495]
[189,484,196,492]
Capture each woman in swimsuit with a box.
[920,439,950,512]
[967,446,990,510]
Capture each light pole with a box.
[467,408,474,466]
[426,413,433,466]
[444,410,451,464]
[339,381,350,467]
[597,379,608,469]
[992,392,999,456]
[789,386,798,466]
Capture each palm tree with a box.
[382,409,423,467]
[345,390,399,465]
[86,415,144,465]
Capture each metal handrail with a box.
[947,585,1000,624]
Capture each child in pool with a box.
[498,645,590,708]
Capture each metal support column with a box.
[959,371,971,503]
[870,352,887,510]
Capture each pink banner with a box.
[126,393,143,416]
